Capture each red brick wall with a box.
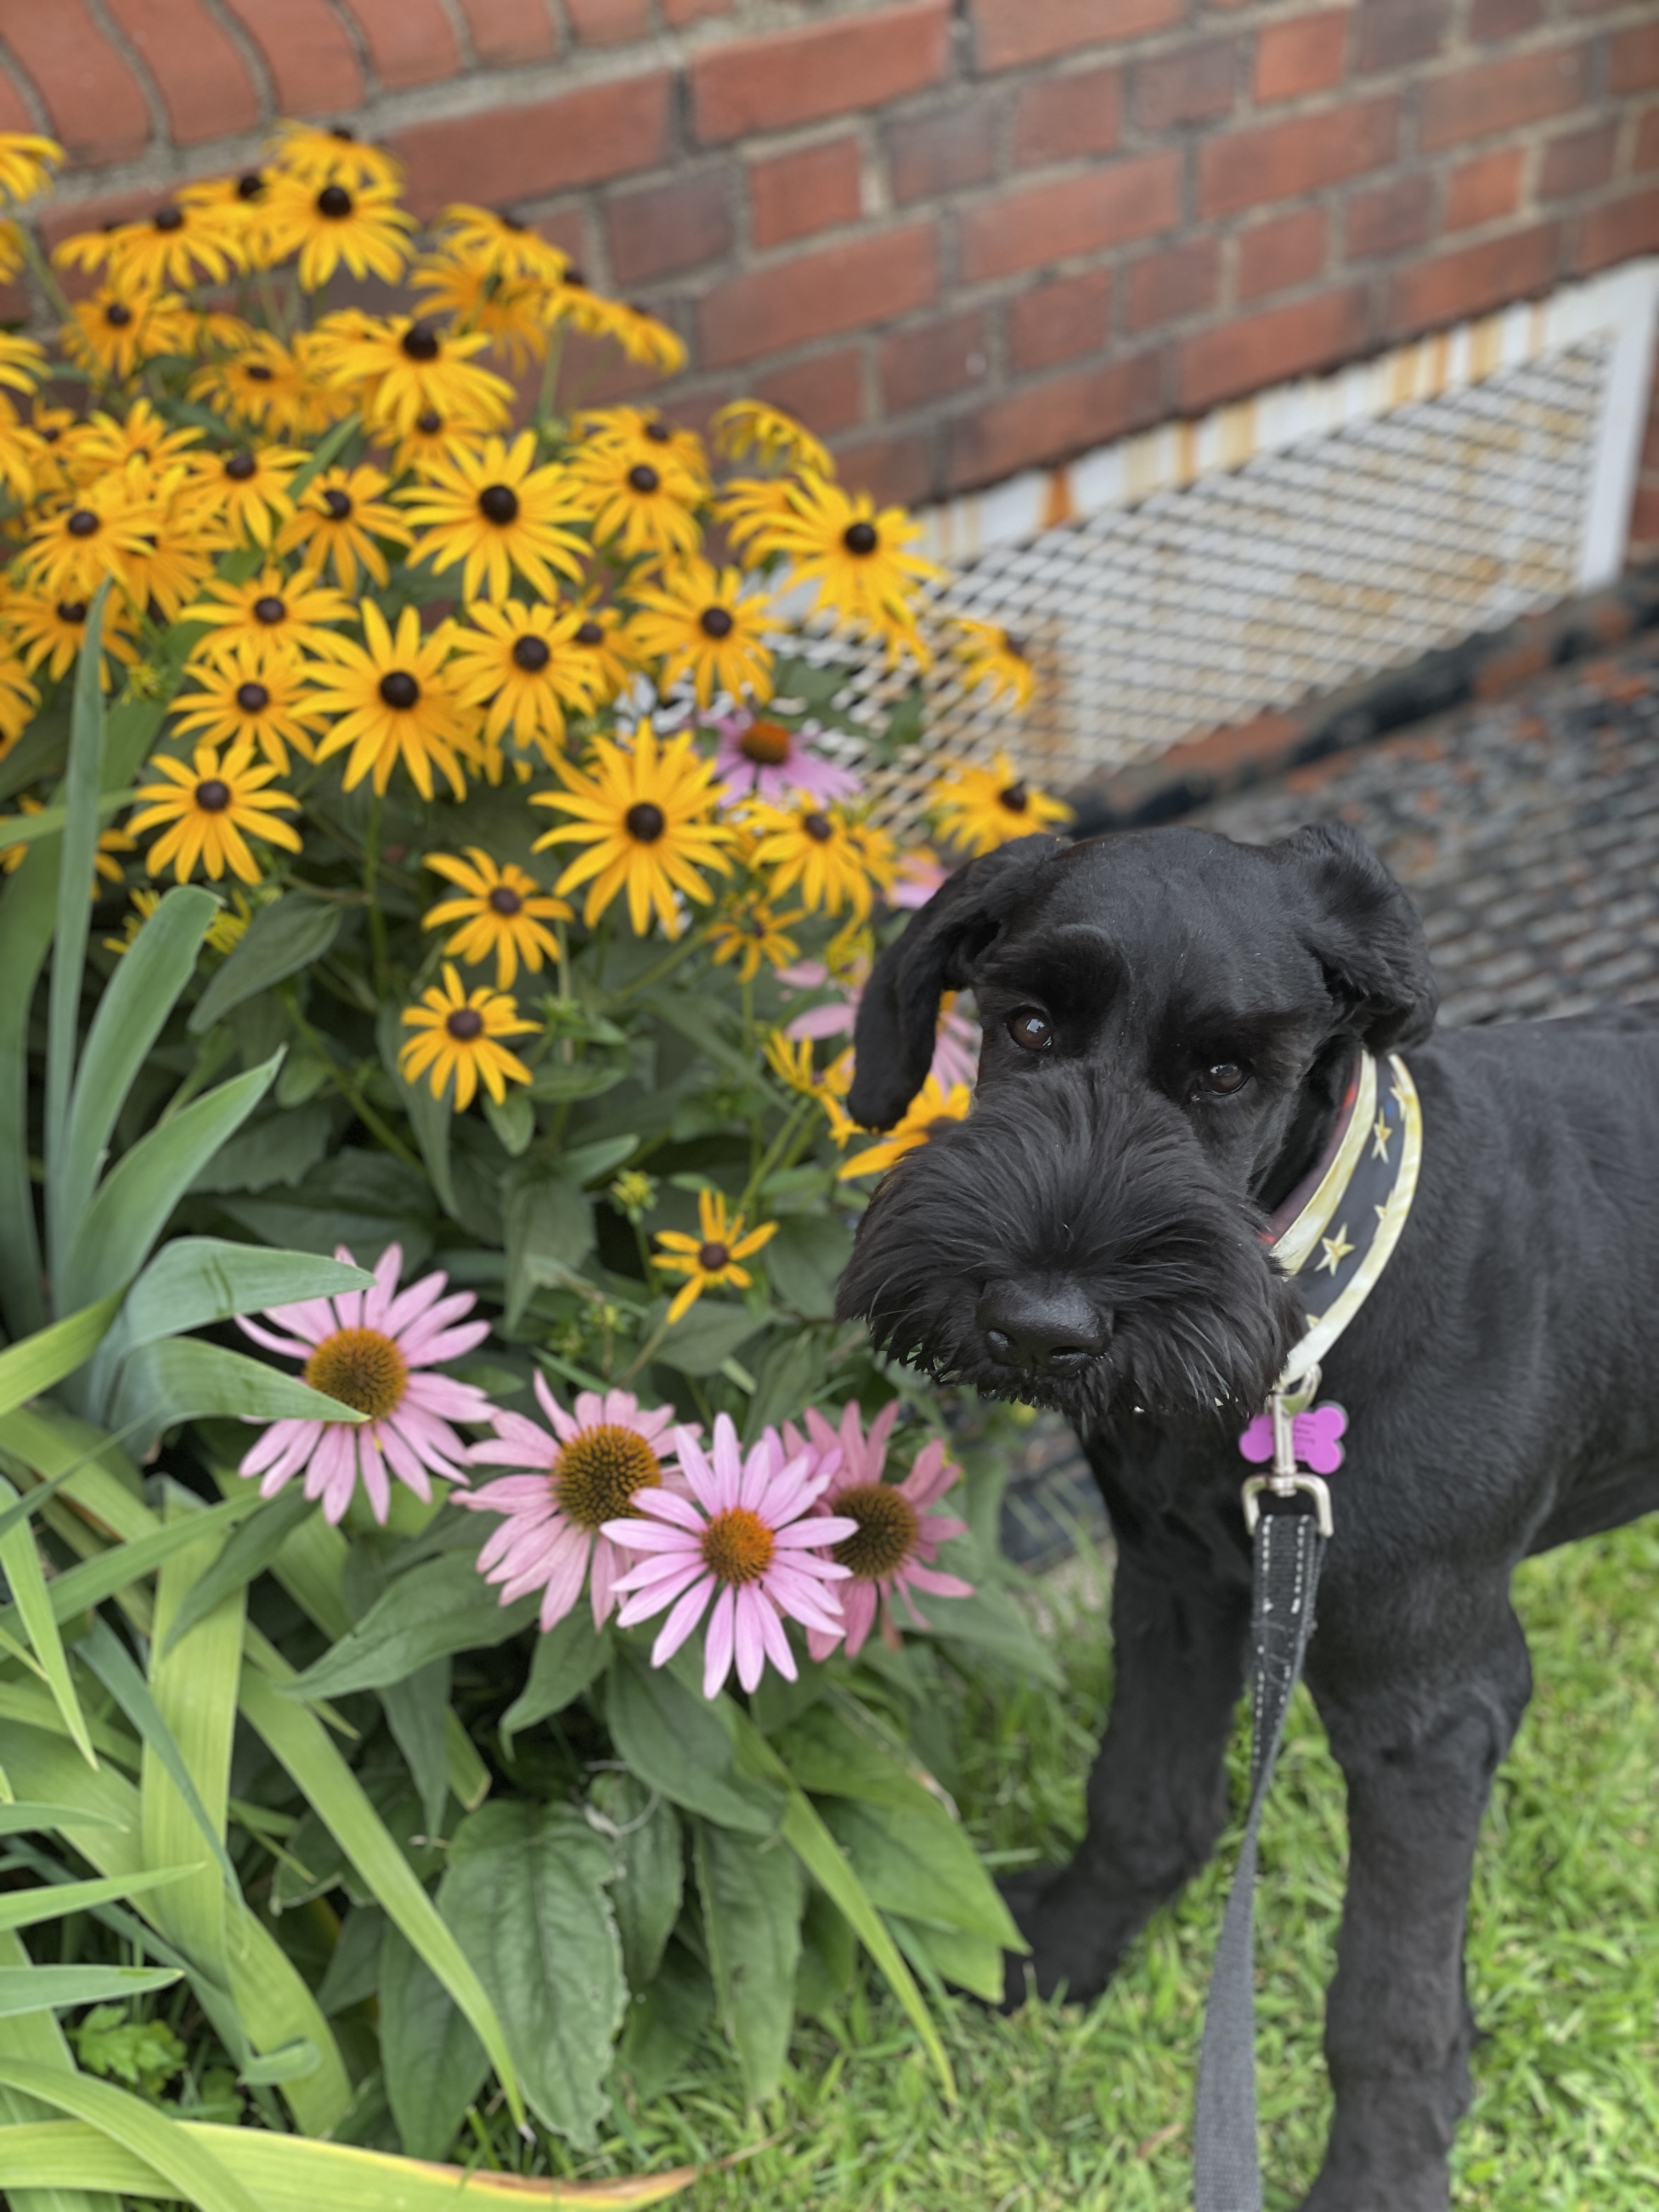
[4,0,1658,537]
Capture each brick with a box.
[749,138,862,249]
[1610,25,1659,93]
[1009,268,1111,367]
[1469,0,1545,38]
[607,171,731,283]
[1236,206,1327,300]
[341,0,461,89]
[944,351,1164,489]
[882,306,990,409]
[0,73,32,133]
[458,0,559,65]
[390,74,673,214]
[1125,238,1218,331]
[567,0,650,41]
[1388,222,1559,332]
[833,430,936,507]
[691,0,949,144]
[1578,187,1659,272]
[1178,285,1368,409]
[221,0,365,110]
[664,0,732,18]
[103,0,261,143]
[1419,48,1590,152]
[1353,0,1448,73]
[1539,121,1616,200]
[1135,38,1238,132]
[961,153,1180,281]
[1199,99,1397,218]
[970,0,1183,72]
[888,103,996,202]
[1444,148,1525,232]
[754,346,865,436]
[1253,13,1347,105]
[1013,65,1122,168]
[699,222,937,369]
[0,1,151,163]
[1629,482,1659,557]
[1637,109,1659,174]
[1345,172,1432,258]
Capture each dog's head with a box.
[836,821,1437,1423]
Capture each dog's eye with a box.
[1199,1061,1249,1096]
[1007,1008,1053,1053]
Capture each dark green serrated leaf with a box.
[614,1940,710,2106]
[188,897,342,1034]
[761,1212,851,1321]
[499,1609,609,1743]
[590,1772,681,1995]
[379,1918,489,2162]
[693,1818,803,2104]
[653,1299,770,1380]
[815,1795,1022,1948]
[605,1651,784,1837]
[284,1551,536,1701]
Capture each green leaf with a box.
[188,897,342,1035]
[217,1148,437,1272]
[560,1135,640,1184]
[890,1915,1007,2003]
[743,1329,824,1443]
[692,1818,803,2104]
[503,1165,594,1329]
[499,1609,609,1744]
[441,1800,625,2149]
[74,1618,238,1893]
[0,1294,123,1424]
[162,1489,315,1657]
[379,1658,450,1838]
[58,1057,280,1315]
[653,1300,770,1380]
[57,887,216,1249]
[762,1212,852,1321]
[590,1772,681,1994]
[0,1475,95,1769]
[0,1804,128,1838]
[615,1942,710,2106]
[0,2057,261,2212]
[0,796,133,852]
[910,1581,1063,1687]
[188,1102,332,1195]
[283,1552,535,1700]
[0,1970,182,2019]
[110,1240,370,1358]
[377,1002,460,1218]
[774,1703,945,1813]
[378,1921,489,2163]
[0,1865,201,1933]
[816,1795,1023,1948]
[605,1650,785,1837]
[482,1088,534,1156]
[106,1338,367,1448]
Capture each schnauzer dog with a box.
[837,821,1659,2212]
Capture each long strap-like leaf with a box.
[0,1476,94,1769]
[0,2058,262,2212]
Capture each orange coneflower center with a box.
[478,484,519,523]
[697,1240,730,1271]
[701,1506,775,1585]
[447,1006,484,1041]
[554,1424,661,1530]
[488,883,524,915]
[843,521,878,556]
[626,802,665,843]
[511,634,550,671]
[1000,782,1029,815]
[195,778,231,812]
[303,1325,408,1418]
[739,721,792,766]
[831,1484,920,1579]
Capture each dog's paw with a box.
[996,1864,1123,2010]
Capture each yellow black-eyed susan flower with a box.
[315,311,512,439]
[400,430,589,602]
[188,330,306,435]
[306,601,479,802]
[183,441,307,548]
[651,1187,777,1324]
[0,133,63,208]
[276,462,411,591]
[629,558,776,708]
[185,565,352,666]
[56,199,242,291]
[754,477,940,664]
[411,258,550,374]
[21,475,154,605]
[951,618,1037,712]
[928,751,1071,857]
[712,398,834,479]
[531,720,733,939]
[574,404,711,496]
[172,642,326,773]
[565,294,686,375]
[130,737,302,884]
[744,799,878,921]
[447,600,600,757]
[267,120,403,195]
[399,963,537,1111]
[61,397,202,484]
[4,584,138,682]
[566,437,701,562]
[563,601,635,703]
[430,203,570,283]
[0,650,40,754]
[262,171,414,291]
[837,1074,972,1180]
[60,285,192,384]
[709,900,802,984]
[422,849,572,987]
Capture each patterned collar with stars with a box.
[1260,1047,1423,1390]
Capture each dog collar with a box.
[1264,1048,1423,1389]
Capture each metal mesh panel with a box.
[788,333,1620,838]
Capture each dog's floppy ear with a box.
[848,833,1060,1129]
[1270,820,1438,1048]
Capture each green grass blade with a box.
[0,793,133,852]
[162,1488,314,1657]
[73,1619,236,1891]
[0,1804,128,1838]
[0,1295,124,1429]
[0,1968,182,2018]
[238,1656,524,2126]
[0,1476,95,1769]
[0,850,54,1338]
[0,1865,200,1933]
[0,1928,101,2212]
[0,2057,262,2212]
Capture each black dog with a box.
[837,821,1659,2211]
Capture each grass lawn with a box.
[521,1511,1659,2211]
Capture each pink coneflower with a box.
[782,960,978,1090]
[457,1377,682,1631]
[238,1243,490,1525]
[603,1413,857,1699]
[710,710,859,807]
[792,1401,974,1661]
[890,847,947,909]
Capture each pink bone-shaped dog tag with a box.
[1238,1401,1348,1475]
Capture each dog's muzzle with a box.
[975,1279,1107,1379]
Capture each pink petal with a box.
[602,1518,702,1556]
[381,1269,449,1338]
[616,1559,706,1626]
[240,1417,309,1476]
[236,1317,315,1359]
[673,1427,720,1515]
[357,1430,391,1524]
[732,1586,770,1693]
[650,1572,716,1667]
[902,1563,974,1600]
[617,1487,705,1533]
[590,1534,622,1627]
[839,1578,878,1659]
[260,1294,341,1344]
[708,1415,742,1514]
[703,1584,736,1699]
[753,1591,797,1684]
[362,1242,404,1330]
[399,1318,492,1368]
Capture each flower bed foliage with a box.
[0,125,1078,2198]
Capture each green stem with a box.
[739,1095,814,1217]
[607,927,703,1006]
[619,1316,671,1388]
[286,994,422,1176]
[363,788,390,998]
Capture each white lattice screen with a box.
[787,259,1659,836]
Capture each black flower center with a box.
[843,521,878,556]
[379,670,420,709]
[415,409,443,435]
[488,883,523,915]
[104,303,133,327]
[224,452,257,481]
[625,802,665,843]
[697,1241,730,1272]
[446,1006,485,1041]
[235,681,270,713]
[699,606,734,639]
[154,206,184,233]
[644,420,671,443]
[323,488,352,519]
[317,184,353,219]
[66,510,99,538]
[574,619,604,647]
[56,599,87,624]
[627,463,659,494]
[244,363,273,382]
[400,321,441,363]
[194,778,231,812]
[1000,782,1029,814]
[252,595,286,624]
[803,811,834,843]
[1003,631,1028,659]
[511,634,551,672]
[478,483,519,524]
[236,171,266,201]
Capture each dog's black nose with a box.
[975,1281,1105,1374]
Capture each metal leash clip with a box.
[1240,1362,1336,1538]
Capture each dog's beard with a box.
[836,1079,1305,1421]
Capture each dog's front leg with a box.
[1006,1538,1250,2004]
[1302,1593,1532,2212]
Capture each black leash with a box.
[1192,1484,1329,2212]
